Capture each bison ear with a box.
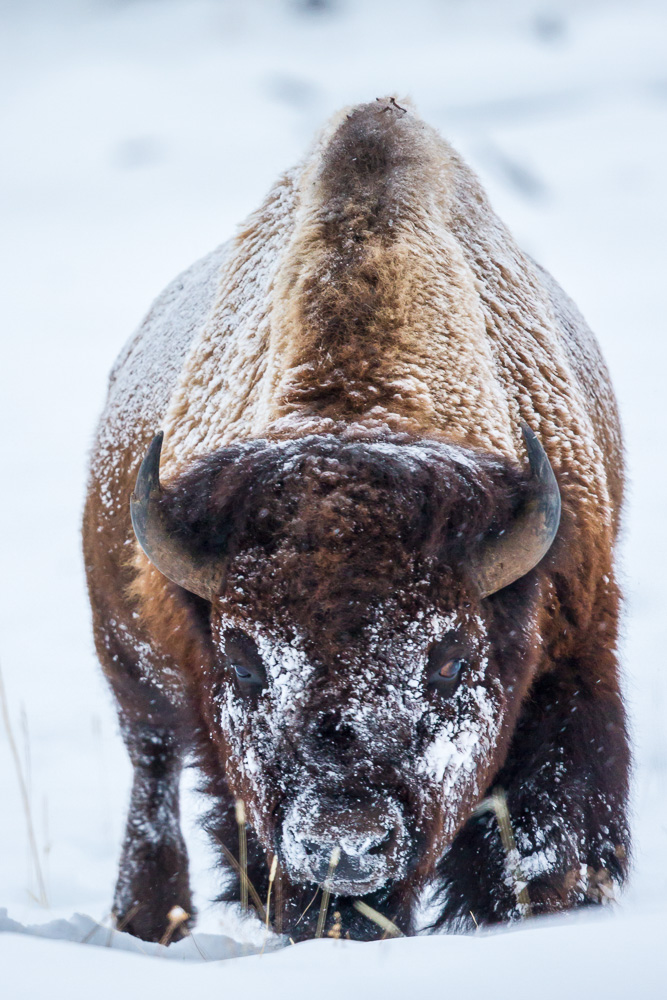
[130,432,226,601]
[471,423,561,598]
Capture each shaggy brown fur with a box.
[83,99,629,943]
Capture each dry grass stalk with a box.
[265,855,278,932]
[259,855,279,957]
[106,902,147,950]
[274,863,283,936]
[315,846,340,938]
[211,832,267,922]
[81,912,112,944]
[475,788,532,915]
[159,905,190,946]
[115,901,143,933]
[188,931,209,961]
[0,659,48,906]
[294,884,321,927]
[236,799,248,913]
[20,704,31,798]
[352,899,404,938]
[42,794,51,887]
[83,908,147,954]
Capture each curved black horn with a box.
[471,423,561,598]
[130,432,224,601]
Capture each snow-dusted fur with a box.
[83,99,629,942]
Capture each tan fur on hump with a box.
[158,98,615,534]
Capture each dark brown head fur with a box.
[145,432,548,913]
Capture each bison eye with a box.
[224,630,267,695]
[427,643,466,697]
[231,662,266,693]
[438,658,464,680]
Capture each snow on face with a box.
[208,594,507,876]
[419,665,504,842]
[209,615,315,829]
[193,435,522,879]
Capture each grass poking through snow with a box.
[0,658,48,907]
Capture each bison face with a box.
[208,596,514,897]
[131,431,557,897]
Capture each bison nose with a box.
[302,828,394,885]
[281,795,407,894]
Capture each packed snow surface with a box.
[1,0,667,996]
[2,905,666,1000]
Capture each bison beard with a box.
[83,100,630,943]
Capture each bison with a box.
[83,99,630,943]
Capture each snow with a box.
[1,0,667,996]
[0,907,276,962]
[2,905,666,999]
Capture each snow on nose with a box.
[280,793,408,895]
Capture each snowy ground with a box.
[1,0,666,996]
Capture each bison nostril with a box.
[302,840,319,858]
[367,830,392,856]
[314,714,356,751]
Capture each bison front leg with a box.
[433,653,631,930]
[113,721,194,942]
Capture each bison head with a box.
[131,429,559,901]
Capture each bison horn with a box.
[472,423,561,598]
[130,432,225,601]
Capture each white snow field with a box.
[1,0,666,995]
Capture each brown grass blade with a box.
[265,855,278,932]
[236,799,248,913]
[294,885,320,928]
[159,905,190,946]
[210,832,267,922]
[352,899,404,938]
